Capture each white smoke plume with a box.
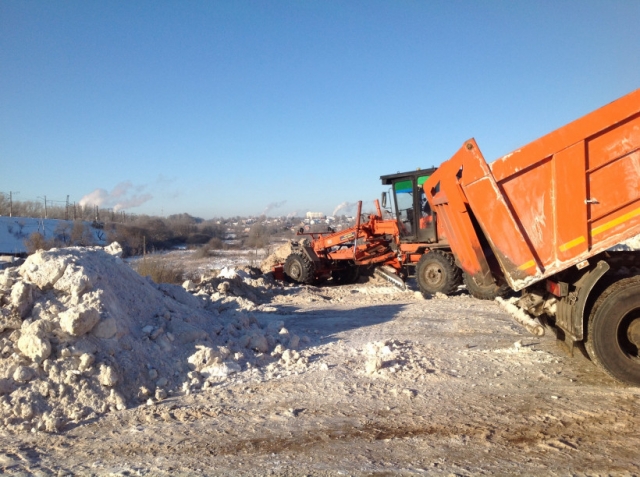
[332,201,359,217]
[262,200,287,216]
[79,181,153,212]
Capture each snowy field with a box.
[0,216,105,254]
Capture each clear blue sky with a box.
[1,0,639,219]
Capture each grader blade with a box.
[374,265,406,290]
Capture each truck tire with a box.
[463,272,509,300]
[416,250,461,297]
[284,252,315,285]
[332,262,360,285]
[585,276,640,385]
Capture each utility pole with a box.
[38,195,47,218]
[8,191,19,217]
[65,195,69,221]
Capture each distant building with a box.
[306,212,325,220]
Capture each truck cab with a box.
[380,168,438,244]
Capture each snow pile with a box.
[607,233,640,251]
[495,297,545,336]
[0,245,295,433]
[359,340,434,383]
[189,265,284,312]
[259,241,293,273]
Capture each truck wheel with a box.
[585,276,640,385]
[463,272,509,300]
[332,262,360,285]
[416,250,461,297]
[284,252,315,285]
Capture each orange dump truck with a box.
[423,88,640,384]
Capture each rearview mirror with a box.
[381,192,387,208]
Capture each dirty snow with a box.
[0,244,293,434]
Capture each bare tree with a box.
[244,222,270,249]
[24,232,54,254]
[71,220,95,246]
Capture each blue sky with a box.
[1,1,639,219]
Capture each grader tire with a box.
[416,250,462,298]
[463,272,509,300]
[284,252,315,285]
[332,262,360,285]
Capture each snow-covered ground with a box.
[1,245,639,475]
[126,240,288,280]
[0,216,106,254]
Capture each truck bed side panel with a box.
[432,88,640,291]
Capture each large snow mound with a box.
[260,241,293,273]
[0,245,294,433]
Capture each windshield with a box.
[394,180,414,235]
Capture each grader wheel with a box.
[416,250,462,298]
[463,272,509,300]
[284,252,316,285]
[331,261,360,285]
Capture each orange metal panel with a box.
[587,151,640,224]
[497,158,554,268]
[589,200,640,245]
[456,140,541,285]
[553,142,589,262]
[463,175,540,285]
[586,114,640,171]
[426,143,493,280]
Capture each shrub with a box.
[108,224,145,257]
[244,223,270,249]
[54,222,72,245]
[133,259,185,285]
[205,237,224,250]
[71,220,95,246]
[24,232,56,254]
[192,237,225,259]
[186,233,212,245]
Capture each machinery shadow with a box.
[254,302,408,348]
